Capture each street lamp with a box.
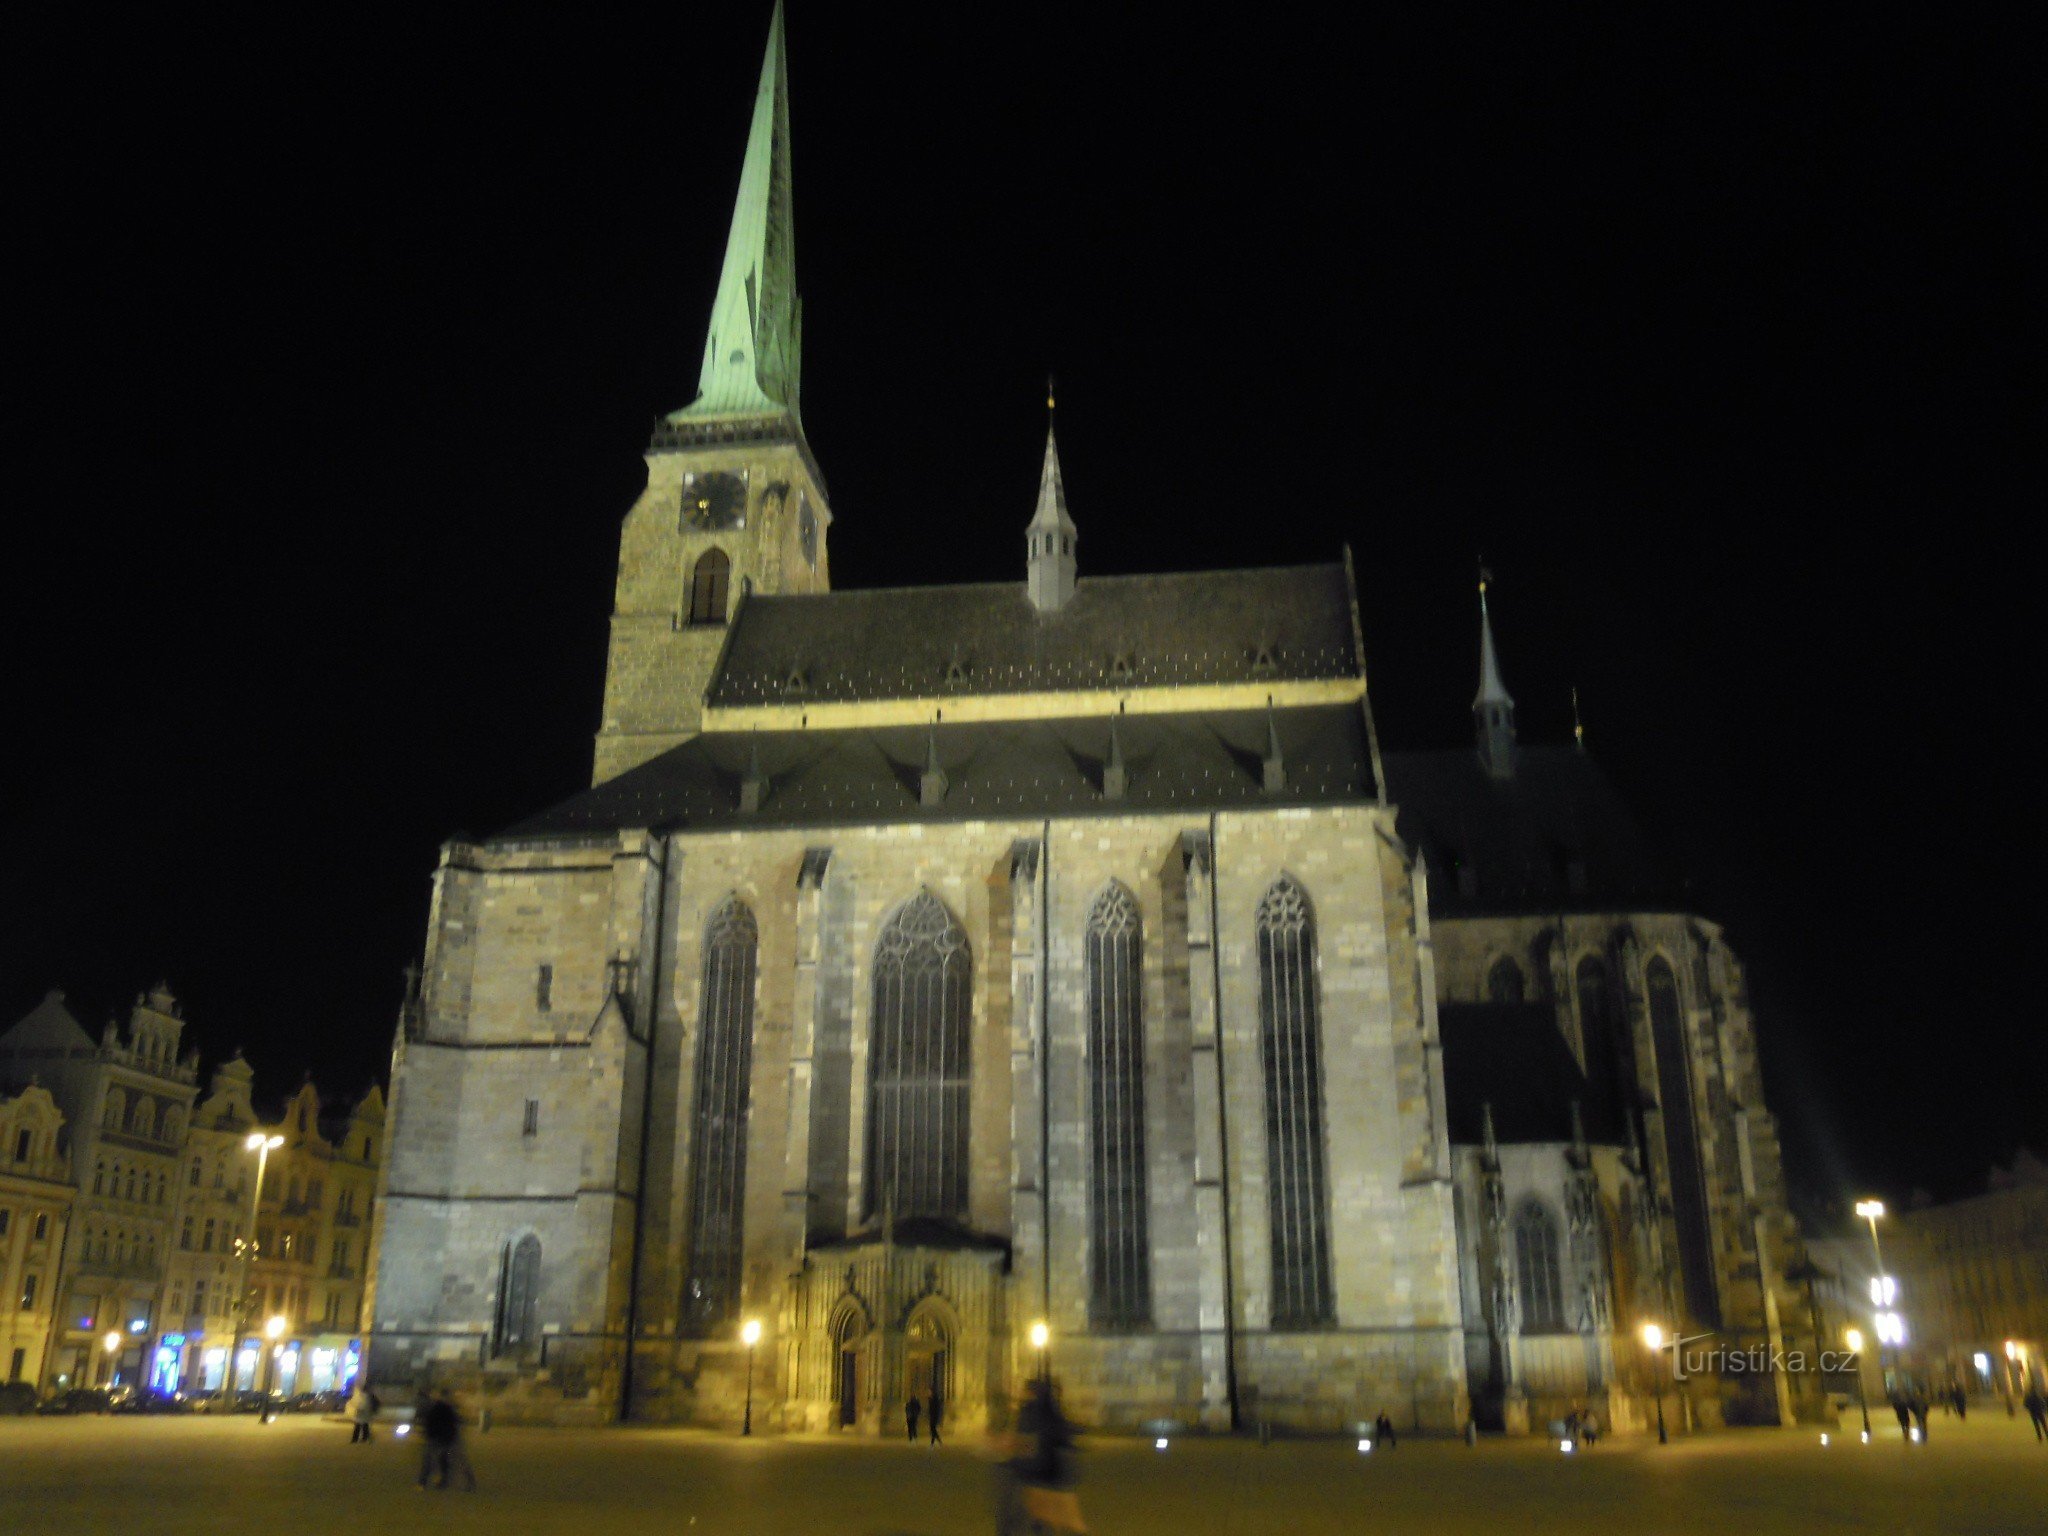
[101,1330,122,1387]
[223,1133,285,1402]
[1844,1328,1871,1440]
[740,1318,762,1436]
[1029,1320,1051,1387]
[1641,1323,1669,1444]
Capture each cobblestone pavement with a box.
[4,1410,2042,1535]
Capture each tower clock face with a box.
[681,471,746,531]
[799,495,818,567]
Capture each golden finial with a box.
[1046,372,1056,414]
[1572,686,1586,752]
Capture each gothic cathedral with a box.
[369,6,1810,1436]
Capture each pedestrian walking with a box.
[906,1395,921,1442]
[997,1377,1082,1535]
[927,1391,943,1446]
[1375,1411,1397,1448]
[416,1391,477,1491]
[1890,1393,1911,1439]
[1909,1393,1929,1444]
[347,1383,376,1443]
[2024,1386,2047,1442]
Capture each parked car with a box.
[111,1389,187,1414]
[36,1388,111,1415]
[0,1382,38,1415]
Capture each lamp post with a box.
[1029,1320,1051,1388]
[224,1133,284,1402]
[1844,1328,1871,1440]
[740,1319,761,1436]
[1641,1324,1669,1444]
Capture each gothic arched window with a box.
[682,898,759,1336]
[1256,876,1334,1328]
[1487,955,1526,1004]
[865,891,971,1223]
[1086,883,1150,1329]
[495,1233,541,1354]
[689,548,731,625]
[1647,956,1719,1326]
[1514,1200,1565,1332]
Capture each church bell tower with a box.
[593,1,832,786]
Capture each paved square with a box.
[3,1413,2042,1535]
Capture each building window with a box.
[0,1209,8,1236]
[535,963,553,1012]
[1256,876,1334,1328]
[202,1218,216,1253]
[522,1100,540,1138]
[689,548,731,625]
[13,1129,29,1162]
[33,1212,47,1242]
[19,1275,35,1310]
[1487,955,1526,1003]
[1086,882,1151,1329]
[189,1158,202,1187]
[863,890,971,1224]
[1514,1200,1566,1332]
[682,898,759,1336]
[495,1234,541,1355]
[1647,957,1719,1326]
[93,1162,105,1196]
[180,1217,194,1250]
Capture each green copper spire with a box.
[676,3,800,422]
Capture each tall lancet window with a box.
[1514,1200,1566,1332]
[1257,876,1334,1328]
[865,891,972,1222]
[682,898,759,1335]
[495,1233,541,1355]
[1646,956,1719,1327]
[1086,883,1150,1329]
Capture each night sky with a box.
[7,6,2035,1211]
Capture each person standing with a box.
[2024,1385,2047,1442]
[347,1383,375,1443]
[1376,1411,1397,1448]
[905,1395,921,1442]
[927,1391,943,1446]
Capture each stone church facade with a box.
[368,5,1808,1435]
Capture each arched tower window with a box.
[682,898,759,1336]
[1514,1200,1565,1332]
[864,891,971,1223]
[1086,883,1150,1329]
[1575,956,1622,1113]
[1647,956,1719,1326]
[689,548,731,625]
[495,1233,541,1355]
[1487,955,1526,1004]
[1256,876,1333,1328]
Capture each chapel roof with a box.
[703,563,1359,709]
[505,701,1376,838]
[1439,1001,1629,1146]
[0,990,97,1058]
[1381,745,1667,914]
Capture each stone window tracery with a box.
[1086,883,1150,1329]
[1487,955,1526,1004]
[1514,1199,1565,1332]
[864,891,971,1224]
[682,898,759,1336]
[689,548,732,626]
[1257,876,1334,1328]
[496,1233,541,1355]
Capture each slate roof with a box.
[1439,1002,1628,1146]
[505,703,1376,838]
[1382,745,1666,914]
[704,564,1358,708]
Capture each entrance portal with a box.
[905,1309,951,1418]
[833,1306,863,1429]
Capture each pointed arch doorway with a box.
[833,1306,864,1429]
[904,1304,953,1423]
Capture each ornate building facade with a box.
[0,989,383,1397]
[368,5,1809,1435]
